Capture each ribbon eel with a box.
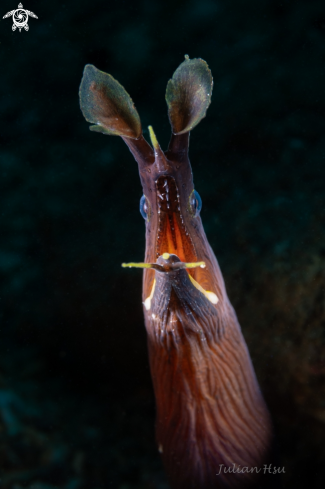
[79,56,272,489]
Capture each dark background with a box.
[1,0,325,487]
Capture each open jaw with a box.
[122,177,218,306]
[155,175,197,263]
[153,175,218,306]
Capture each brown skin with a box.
[79,57,272,488]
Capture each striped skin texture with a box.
[145,261,272,489]
[79,57,273,489]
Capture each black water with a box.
[1,1,325,488]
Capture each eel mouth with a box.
[155,175,197,265]
[151,176,218,306]
[122,176,219,305]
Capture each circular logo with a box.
[13,9,28,29]
[3,4,38,33]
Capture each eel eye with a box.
[189,190,202,217]
[140,195,150,221]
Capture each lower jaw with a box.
[156,213,197,265]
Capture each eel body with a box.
[79,57,272,488]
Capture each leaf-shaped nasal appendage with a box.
[166,57,213,135]
[79,64,142,139]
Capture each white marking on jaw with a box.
[144,297,151,310]
[143,279,156,311]
[205,291,219,304]
[188,274,219,305]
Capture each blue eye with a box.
[189,190,202,217]
[140,195,150,220]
